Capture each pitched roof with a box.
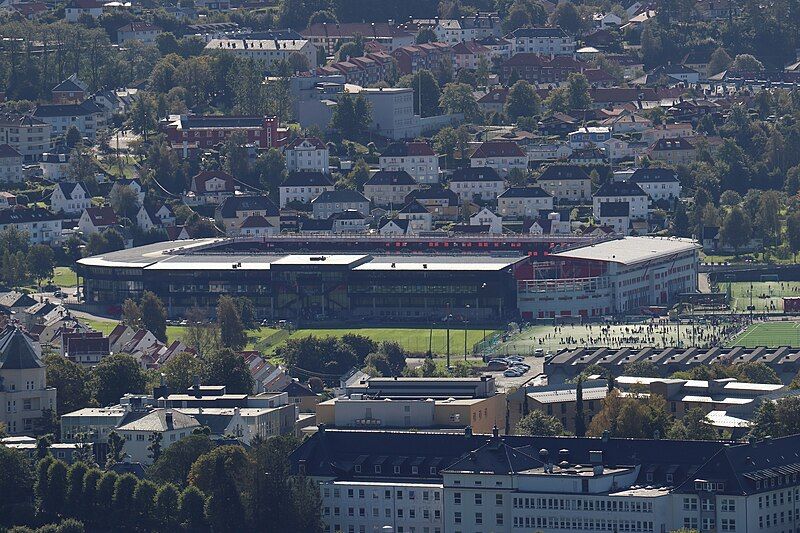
[471,140,525,158]
[0,207,60,225]
[302,22,412,39]
[365,170,417,186]
[650,137,695,151]
[218,195,278,218]
[116,409,200,432]
[399,200,429,214]
[506,27,570,38]
[630,167,680,183]
[56,182,82,197]
[311,189,369,204]
[286,136,326,150]
[405,187,459,205]
[594,181,647,197]
[281,171,334,187]
[0,144,22,158]
[0,327,44,370]
[83,206,117,226]
[190,170,235,193]
[450,167,504,182]
[538,164,590,181]
[498,186,551,199]
[32,100,102,117]
[240,215,273,228]
[381,141,436,158]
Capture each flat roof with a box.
[270,254,371,267]
[354,255,525,271]
[77,238,222,268]
[552,237,700,266]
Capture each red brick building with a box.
[163,115,283,158]
[391,42,453,75]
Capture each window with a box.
[475,512,482,525]
[454,492,461,505]
[496,494,503,505]
[475,493,482,505]
[454,512,461,524]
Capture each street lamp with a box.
[464,304,470,360]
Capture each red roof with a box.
[452,41,489,55]
[84,207,117,227]
[406,141,435,156]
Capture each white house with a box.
[470,140,528,178]
[110,179,145,204]
[497,187,554,218]
[504,27,576,55]
[239,215,277,237]
[330,210,368,234]
[32,100,108,141]
[285,137,329,174]
[593,12,623,28]
[0,207,62,244]
[0,144,23,183]
[40,152,71,181]
[379,218,412,235]
[397,201,432,233]
[379,141,440,185]
[279,171,334,208]
[205,37,318,69]
[311,189,371,220]
[185,170,236,206]
[470,207,502,234]
[568,126,613,149]
[536,165,592,203]
[65,0,103,22]
[116,409,200,464]
[78,206,117,235]
[136,205,175,232]
[117,22,162,44]
[629,168,682,202]
[50,182,90,216]
[593,181,649,220]
[216,195,280,235]
[363,170,421,207]
[448,167,505,202]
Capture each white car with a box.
[503,369,522,377]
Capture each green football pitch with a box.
[730,321,800,347]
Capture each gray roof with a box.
[311,189,369,204]
[116,409,200,432]
[0,327,44,370]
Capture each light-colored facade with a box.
[279,173,335,207]
[205,38,318,69]
[0,145,23,183]
[379,144,440,185]
[50,182,90,216]
[505,27,576,55]
[497,187,554,218]
[358,87,419,140]
[285,137,330,173]
[449,172,505,202]
[0,115,53,162]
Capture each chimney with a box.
[165,410,173,427]
[590,450,603,476]
[492,425,499,438]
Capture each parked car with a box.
[503,368,523,377]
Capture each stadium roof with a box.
[551,236,699,265]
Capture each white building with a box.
[311,189,371,220]
[279,171,334,208]
[116,408,200,464]
[0,114,53,162]
[536,165,592,203]
[50,182,90,216]
[397,201,433,233]
[435,13,502,43]
[593,181,649,220]
[205,37,318,69]
[504,27,576,55]
[357,87,419,141]
[470,207,502,234]
[0,207,62,244]
[40,152,71,181]
[497,187,553,218]
[285,137,329,174]
[0,144,23,183]
[449,167,505,202]
[629,168,682,202]
[379,141,439,185]
[117,22,162,44]
[364,170,421,207]
[32,100,108,141]
[470,140,528,178]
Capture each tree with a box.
[109,184,140,219]
[179,485,207,530]
[147,432,163,463]
[0,446,34,526]
[112,473,138,524]
[203,348,255,394]
[731,53,764,72]
[95,471,118,520]
[439,82,481,122]
[415,28,437,44]
[787,211,800,261]
[44,354,90,415]
[549,1,583,33]
[160,351,204,392]
[132,479,158,525]
[106,431,125,468]
[232,58,264,115]
[121,299,142,328]
[217,295,247,350]
[149,434,214,487]
[566,73,592,110]
[719,206,753,253]
[623,360,664,378]
[27,244,55,287]
[189,446,251,532]
[56,518,85,533]
[80,469,101,520]
[330,93,371,138]
[140,291,168,342]
[43,460,68,518]
[708,47,732,76]
[65,126,82,148]
[516,410,567,436]
[153,483,180,530]
[399,69,440,117]
[504,80,541,120]
[65,462,89,511]
[587,391,671,438]
[434,126,458,166]
[667,408,717,440]
[255,148,286,197]
[89,354,147,406]
[755,191,782,246]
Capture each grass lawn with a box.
[722,281,800,312]
[52,266,78,288]
[730,322,800,347]
[277,328,499,356]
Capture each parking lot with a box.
[483,354,546,391]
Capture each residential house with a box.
[0,114,53,162]
[110,178,145,204]
[136,205,175,232]
[78,206,117,235]
[379,218,411,235]
[592,181,648,221]
[497,187,553,218]
[65,0,103,22]
[0,144,23,183]
[470,207,502,234]
[404,187,461,219]
[434,13,502,43]
[40,151,71,181]
[641,123,695,143]
[117,22,162,44]
[284,137,329,174]
[116,409,200,464]
[593,12,622,28]
[0,207,62,244]
[216,195,280,235]
[536,164,591,203]
[538,112,578,137]
[330,210,368,234]
[504,27,575,55]
[0,291,37,313]
[602,137,647,162]
[598,200,632,234]
[681,50,713,80]
[633,64,700,86]
[452,40,490,70]
[301,23,414,55]
[51,75,88,104]
[311,189,370,220]
[205,38,317,69]
[279,171,334,208]
[476,88,509,115]
[500,53,585,84]
[239,215,277,237]
[390,42,453,76]
[469,140,528,177]
[9,3,49,20]
[629,167,682,203]
[378,141,439,184]
[604,113,652,133]
[527,211,571,235]
[477,35,512,60]
[281,381,319,413]
[0,192,17,210]
[62,331,109,366]
[448,166,505,202]
[185,170,236,206]
[363,170,421,207]
[569,147,606,165]
[50,182,90,216]
[568,126,612,149]
[32,100,107,140]
[0,327,57,435]
[397,201,433,233]
[645,137,697,166]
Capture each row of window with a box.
[513,496,653,513]
[511,516,655,532]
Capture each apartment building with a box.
[379,141,440,184]
[0,114,53,161]
[448,167,506,202]
[536,165,592,203]
[497,186,554,218]
[504,26,576,55]
[285,136,330,173]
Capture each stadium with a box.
[75,235,701,322]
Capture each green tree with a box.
[330,93,371,138]
[65,461,89,511]
[439,82,481,122]
[787,211,800,261]
[755,191,782,246]
[153,483,180,530]
[140,291,168,342]
[109,184,140,220]
[89,354,147,407]
[95,471,119,520]
[203,348,255,394]
[255,148,286,197]
[132,479,158,525]
[112,473,138,524]
[731,53,764,72]
[43,460,68,518]
[750,400,778,438]
[105,431,125,468]
[178,485,207,531]
[190,446,250,531]
[121,298,142,328]
[159,351,204,392]
[149,434,214,487]
[566,72,592,110]
[148,432,163,463]
[516,410,567,436]
[708,47,732,76]
[80,469,101,520]
[217,295,247,350]
[399,69,440,117]
[667,408,717,440]
[622,360,664,378]
[719,206,753,253]
[232,58,264,115]
[0,446,34,526]
[65,126,82,148]
[44,354,90,415]
[549,1,583,33]
[27,244,55,287]
[504,80,541,120]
